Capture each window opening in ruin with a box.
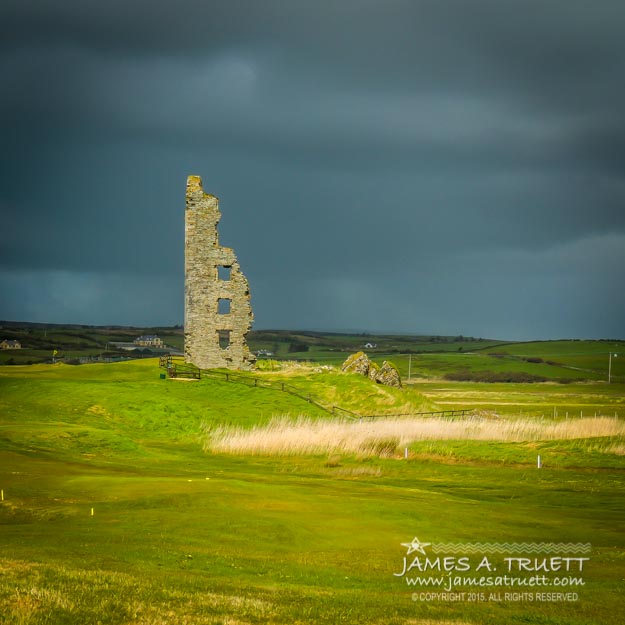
[217,265,232,281]
[218,330,231,350]
[218,298,231,315]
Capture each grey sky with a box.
[1,1,624,339]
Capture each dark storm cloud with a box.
[1,1,624,337]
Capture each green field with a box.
[1,355,624,624]
[0,324,497,366]
[0,323,185,365]
[3,324,623,387]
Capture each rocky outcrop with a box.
[368,361,380,382]
[375,361,402,388]
[341,351,371,376]
[341,352,402,388]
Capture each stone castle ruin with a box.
[184,175,255,370]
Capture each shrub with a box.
[288,342,309,353]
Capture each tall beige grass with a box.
[202,416,625,457]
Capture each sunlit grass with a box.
[2,358,625,624]
[0,559,276,625]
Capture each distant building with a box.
[134,335,164,348]
[0,339,21,350]
[363,342,377,349]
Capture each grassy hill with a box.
[368,340,625,384]
[1,358,625,624]
[1,323,499,365]
[3,322,623,386]
[0,322,185,365]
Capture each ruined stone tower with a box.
[184,175,255,370]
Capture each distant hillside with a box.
[1,322,622,383]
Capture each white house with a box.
[134,335,164,348]
[0,339,21,350]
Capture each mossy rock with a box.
[341,351,371,376]
[368,361,380,381]
[376,361,402,389]
[342,353,401,388]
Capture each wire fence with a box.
[158,356,472,421]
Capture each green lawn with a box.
[411,379,625,418]
[1,359,624,624]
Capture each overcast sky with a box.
[1,1,624,340]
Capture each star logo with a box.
[401,537,431,555]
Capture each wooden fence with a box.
[159,356,471,420]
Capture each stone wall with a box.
[184,175,255,370]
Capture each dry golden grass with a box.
[323,465,383,477]
[202,416,625,457]
[604,443,625,455]
[382,621,473,625]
